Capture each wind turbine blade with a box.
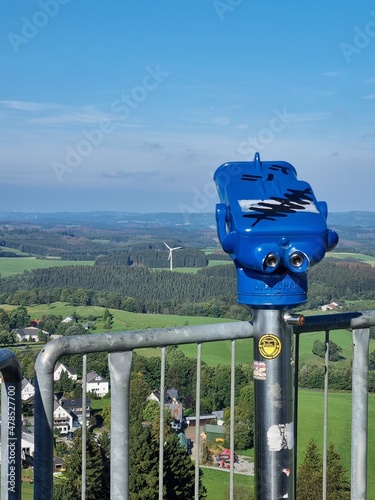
[163,241,171,250]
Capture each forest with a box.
[0,259,375,318]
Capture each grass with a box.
[297,389,375,497]
[201,467,254,499]
[3,301,374,365]
[0,257,94,277]
[329,252,375,266]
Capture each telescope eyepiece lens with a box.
[289,253,304,268]
[264,253,279,269]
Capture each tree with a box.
[297,440,323,499]
[9,305,30,330]
[224,384,254,451]
[312,339,343,362]
[369,350,375,370]
[129,424,159,500]
[55,369,73,394]
[143,400,161,423]
[326,442,350,499]
[297,440,350,500]
[163,432,206,499]
[63,428,109,499]
[0,330,16,345]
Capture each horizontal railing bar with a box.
[294,310,375,334]
[36,321,253,374]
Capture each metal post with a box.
[0,349,22,500]
[253,309,294,500]
[351,328,369,500]
[229,340,236,500]
[34,348,55,499]
[194,343,202,500]
[82,353,87,500]
[159,347,166,500]
[322,330,329,500]
[109,351,133,500]
[293,332,300,496]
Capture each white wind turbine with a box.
[163,242,182,271]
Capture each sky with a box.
[1,0,375,214]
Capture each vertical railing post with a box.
[351,328,369,500]
[0,349,22,500]
[253,309,294,500]
[322,330,330,500]
[194,343,202,500]
[229,340,236,500]
[82,353,87,500]
[34,349,55,499]
[159,347,166,500]
[108,351,133,500]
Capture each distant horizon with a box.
[1,209,375,215]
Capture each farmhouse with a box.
[53,361,78,381]
[14,326,41,342]
[86,370,109,398]
[21,378,35,401]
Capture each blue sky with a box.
[1,0,375,213]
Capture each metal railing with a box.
[1,309,375,499]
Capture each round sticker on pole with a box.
[258,334,282,359]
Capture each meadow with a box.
[202,390,375,499]
[0,257,94,277]
[329,251,375,266]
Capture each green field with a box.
[0,257,94,277]
[202,467,254,499]
[329,252,375,266]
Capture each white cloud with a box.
[321,71,344,77]
[290,112,331,122]
[362,94,375,100]
[210,116,231,126]
[0,100,61,111]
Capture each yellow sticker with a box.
[258,334,282,359]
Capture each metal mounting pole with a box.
[0,349,22,500]
[253,309,294,500]
[109,351,133,500]
[351,328,369,500]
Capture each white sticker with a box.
[238,199,319,214]
[267,422,294,451]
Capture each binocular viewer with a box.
[214,153,338,308]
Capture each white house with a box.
[21,432,35,460]
[86,371,109,398]
[14,327,41,342]
[53,400,74,434]
[21,378,35,401]
[53,362,78,381]
[321,302,339,312]
[61,316,75,323]
[60,397,91,426]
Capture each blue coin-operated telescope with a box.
[214,153,338,308]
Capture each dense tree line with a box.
[0,264,246,318]
[307,261,375,305]
[95,246,208,268]
[2,259,375,313]
[0,227,112,259]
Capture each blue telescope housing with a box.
[214,153,338,308]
